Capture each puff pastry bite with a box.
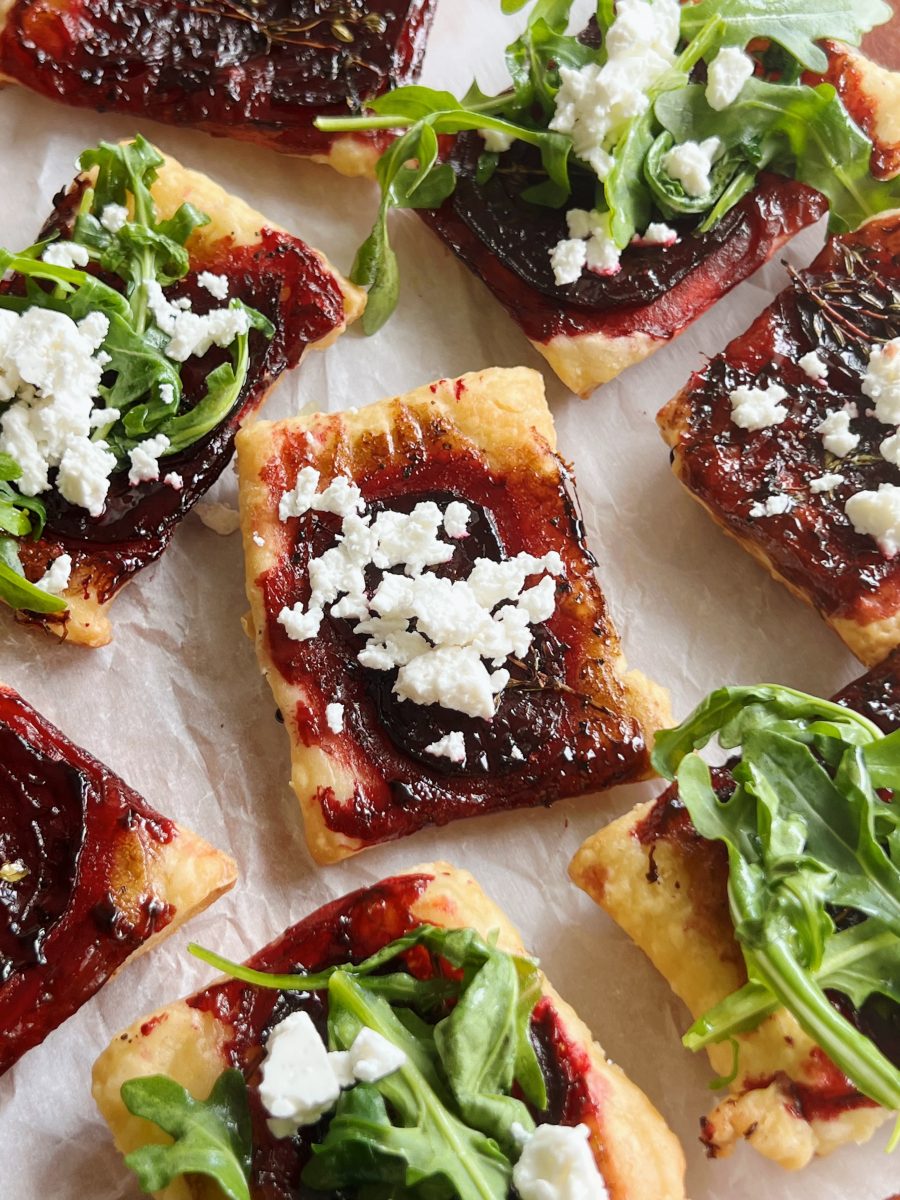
[236,366,668,863]
[92,862,687,1200]
[0,682,236,1076]
[0,0,436,177]
[658,207,900,666]
[0,137,363,647]
[570,663,900,1169]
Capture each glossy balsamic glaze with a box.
[260,418,649,846]
[0,0,436,157]
[672,212,900,623]
[636,662,900,1119]
[0,687,175,1074]
[9,178,347,613]
[185,873,594,1198]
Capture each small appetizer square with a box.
[0,682,236,1076]
[0,1,437,177]
[0,136,364,648]
[659,207,900,666]
[236,366,669,863]
[570,679,900,1169]
[92,862,687,1200]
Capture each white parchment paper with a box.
[0,2,896,1196]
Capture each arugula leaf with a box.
[680,0,892,73]
[0,538,66,614]
[121,1071,252,1200]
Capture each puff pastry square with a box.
[659,208,900,666]
[92,861,687,1200]
[570,655,900,1169]
[0,1,436,177]
[10,145,363,649]
[236,366,668,863]
[0,683,236,1076]
[420,45,900,398]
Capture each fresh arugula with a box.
[318,0,895,331]
[652,685,900,1132]
[121,1070,252,1200]
[0,455,64,615]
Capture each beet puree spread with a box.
[260,420,649,847]
[0,686,176,1075]
[0,0,436,159]
[8,176,347,616]
[636,660,900,1119]
[184,874,595,1196]
[667,212,900,625]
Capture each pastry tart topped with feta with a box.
[0,136,362,647]
[0,0,437,177]
[92,863,687,1200]
[0,682,236,1077]
[571,668,900,1169]
[236,366,668,863]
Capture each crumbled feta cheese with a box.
[144,279,250,361]
[325,702,344,734]
[259,1012,342,1138]
[881,431,900,467]
[42,241,90,269]
[846,483,900,556]
[195,500,241,535]
[425,730,466,763]
[89,407,121,430]
[862,338,900,424]
[57,437,118,515]
[512,1123,608,1200]
[127,433,170,486]
[662,137,722,197]
[729,382,789,431]
[163,471,183,491]
[818,407,859,458]
[551,209,622,285]
[344,1028,407,1084]
[705,46,754,111]
[197,271,230,301]
[810,472,844,494]
[639,222,679,246]
[799,350,828,381]
[35,553,72,597]
[480,128,515,153]
[276,478,564,720]
[99,204,129,234]
[550,238,588,286]
[252,531,265,547]
[749,493,792,519]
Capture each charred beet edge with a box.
[0,689,175,1074]
[0,0,437,157]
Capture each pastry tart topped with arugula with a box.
[236,366,668,863]
[92,863,687,1200]
[571,668,900,1168]
[0,136,362,646]
[0,682,236,1077]
[325,0,900,395]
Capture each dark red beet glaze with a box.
[8,176,348,616]
[0,0,436,159]
[0,685,176,1075]
[667,212,900,625]
[636,661,900,1119]
[259,431,648,847]
[185,874,596,1197]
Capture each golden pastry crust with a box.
[237,366,669,863]
[93,862,687,1200]
[570,804,893,1168]
[11,146,363,650]
[530,329,661,400]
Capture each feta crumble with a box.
[99,203,129,234]
[729,382,788,431]
[799,350,828,381]
[749,493,792,519]
[197,271,230,301]
[424,730,466,763]
[36,553,72,597]
[480,128,515,153]
[638,221,679,246]
[42,241,90,270]
[662,136,722,197]
[550,238,588,286]
[705,46,754,111]
[163,471,183,491]
[144,279,251,362]
[818,407,859,458]
[550,210,621,285]
[325,702,345,734]
[127,434,170,486]
[862,337,900,424]
[810,472,844,494]
[846,483,900,556]
[512,1123,609,1200]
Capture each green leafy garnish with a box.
[0,456,64,615]
[318,0,895,331]
[652,685,900,1128]
[121,1070,252,1200]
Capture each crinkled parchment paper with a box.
[0,2,895,1196]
